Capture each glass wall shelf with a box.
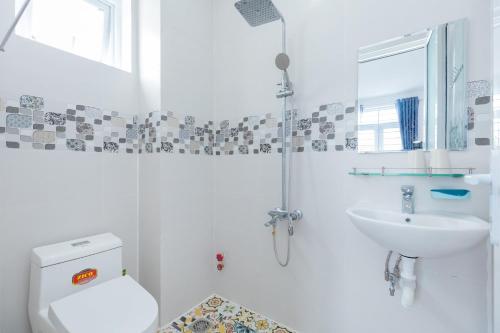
[349,167,475,178]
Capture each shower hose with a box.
[272,223,292,267]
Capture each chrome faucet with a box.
[401,186,415,214]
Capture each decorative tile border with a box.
[0,81,491,155]
[467,80,492,146]
[139,111,214,155]
[140,102,357,155]
[141,80,491,155]
[238,102,355,154]
[0,95,140,153]
[158,294,296,333]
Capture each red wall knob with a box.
[216,252,224,271]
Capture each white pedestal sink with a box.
[346,207,489,307]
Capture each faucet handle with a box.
[401,185,414,194]
[265,217,277,227]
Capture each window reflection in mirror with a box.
[358,105,402,152]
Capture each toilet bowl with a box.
[47,276,157,333]
[29,233,158,333]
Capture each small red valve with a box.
[216,252,224,271]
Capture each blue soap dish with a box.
[431,189,471,200]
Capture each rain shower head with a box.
[234,0,292,98]
[234,0,283,27]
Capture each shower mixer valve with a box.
[265,208,303,229]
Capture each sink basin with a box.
[346,208,490,258]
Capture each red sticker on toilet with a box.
[72,269,98,285]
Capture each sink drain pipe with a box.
[400,256,417,308]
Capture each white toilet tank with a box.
[28,233,124,330]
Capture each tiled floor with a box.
[158,295,296,333]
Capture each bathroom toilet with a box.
[28,233,158,333]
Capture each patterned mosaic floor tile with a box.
[158,295,296,333]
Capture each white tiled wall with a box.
[211,0,493,332]
[0,151,139,333]
[0,0,494,332]
[137,0,216,326]
[0,1,140,332]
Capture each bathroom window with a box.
[358,105,402,152]
[15,0,132,71]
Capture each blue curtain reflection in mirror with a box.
[397,97,419,150]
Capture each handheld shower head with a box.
[275,53,290,71]
[234,0,283,27]
[275,53,293,98]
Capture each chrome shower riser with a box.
[277,89,294,99]
[234,0,303,267]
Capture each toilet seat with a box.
[47,276,158,333]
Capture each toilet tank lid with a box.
[32,233,122,267]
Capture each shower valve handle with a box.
[265,217,278,227]
[289,210,303,222]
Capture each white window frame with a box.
[87,0,115,63]
[16,0,124,68]
[358,104,402,152]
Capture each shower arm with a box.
[279,18,292,87]
[280,17,286,54]
[0,0,32,52]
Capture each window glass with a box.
[31,0,108,61]
[15,0,131,71]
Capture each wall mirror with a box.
[357,19,467,153]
